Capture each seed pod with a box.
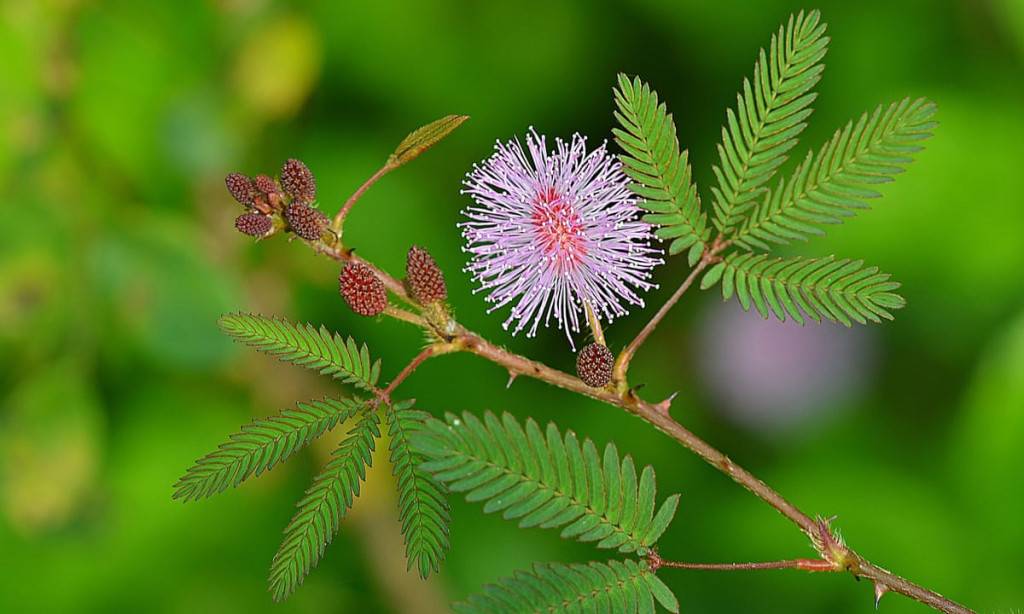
[280,158,316,203]
[406,245,447,304]
[576,343,614,388]
[339,262,387,317]
[225,172,255,206]
[284,203,327,241]
[234,212,273,237]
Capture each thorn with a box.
[506,370,518,389]
[874,582,889,609]
[654,391,679,415]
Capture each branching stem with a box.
[306,203,972,614]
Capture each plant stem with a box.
[383,346,437,399]
[857,561,972,614]
[611,259,707,389]
[384,305,426,327]
[612,238,727,390]
[584,302,606,346]
[650,555,835,573]
[661,560,826,571]
[332,162,396,232]
[452,327,817,531]
[310,239,973,614]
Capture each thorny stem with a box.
[308,213,972,614]
[611,237,728,391]
[332,162,396,232]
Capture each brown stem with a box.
[650,553,835,573]
[855,561,971,614]
[661,560,826,571]
[611,260,707,389]
[306,231,973,614]
[612,238,727,389]
[453,328,818,533]
[333,163,395,231]
[383,346,436,399]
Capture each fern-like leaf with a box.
[268,409,381,602]
[219,312,381,392]
[613,74,709,257]
[173,396,367,502]
[711,10,829,234]
[732,98,938,249]
[413,412,680,554]
[385,400,451,578]
[703,253,905,326]
[454,560,679,614]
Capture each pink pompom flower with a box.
[461,129,662,348]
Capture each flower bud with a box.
[284,203,327,241]
[235,212,273,237]
[576,343,614,388]
[406,245,447,304]
[253,174,279,197]
[280,158,316,203]
[339,262,388,317]
[225,172,255,206]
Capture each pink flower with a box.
[461,129,662,348]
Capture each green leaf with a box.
[454,560,678,613]
[718,253,906,326]
[268,409,380,602]
[733,98,938,249]
[613,74,709,255]
[711,10,829,234]
[687,241,704,267]
[173,396,367,502]
[218,313,381,391]
[700,263,726,290]
[390,114,469,167]
[412,412,681,553]
[385,400,451,579]
[644,573,681,613]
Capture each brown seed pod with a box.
[576,343,614,388]
[406,245,447,304]
[225,172,255,206]
[234,212,273,237]
[280,158,316,203]
[284,203,327,241]
[339,262,388,317]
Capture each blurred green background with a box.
[2,0,1022,612]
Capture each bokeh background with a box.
[2,0,1022,612]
